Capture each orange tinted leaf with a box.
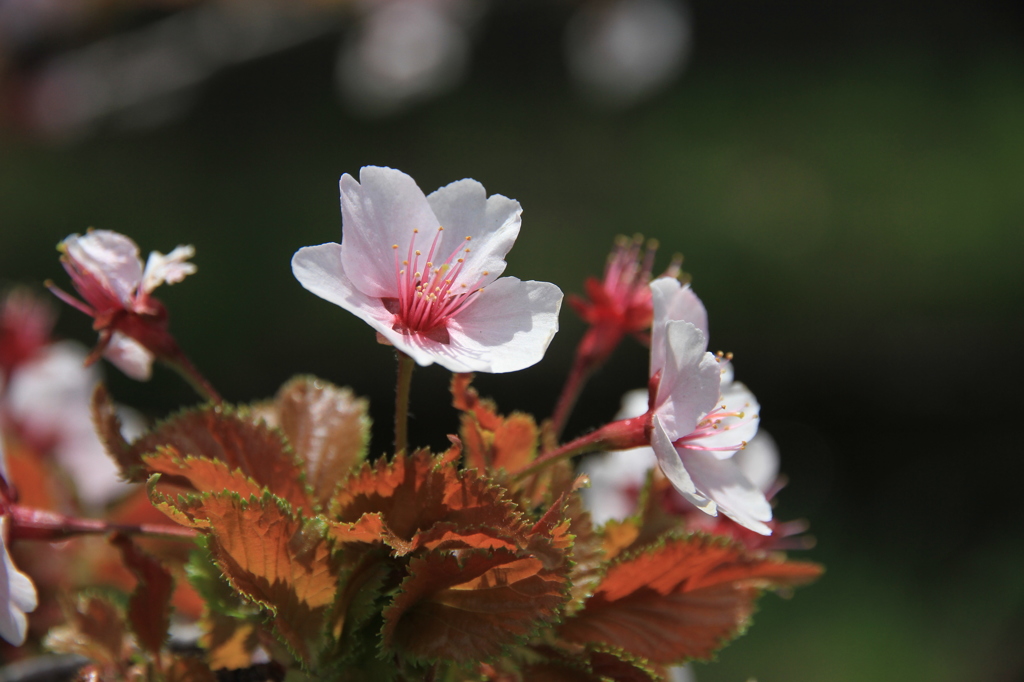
[143,450,266,501]
[332,449,525,555]
[147,477,212,529]
[451,373,501,431]
[453,375,538,473]
[328,512,388,545]
[201,492,341,665]
[412,523,521,553]
[601,520,640,562]
[559,534,823,664]
[382,548,569,663]
[111,533,174,657]
[205,621,260,671]
[272,376,371,507]
[128,405,311,510]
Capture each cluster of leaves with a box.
[46,374,820,681]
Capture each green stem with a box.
[394,351,416,455]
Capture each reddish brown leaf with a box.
[516,645,662,682]
[204,620,261,671]
[331,449,525,555]
[143,450,266,501]
[452,374,538,473]
[382,548,569,663]
[45,595,127,673]
[562,495,606,613]
[201,492,341,665]
[90,383,135,478]
[559,534,823,664]
[270,376,371,507]
[111,533,174,657]
[128,405,311,510]
[164,657,219,682]
[147,477,212,529]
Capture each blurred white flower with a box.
[5,341,141,507]
[579,388,653,525]
[565,0,692,108]
[336,0,481,116]
[0,511,37,647]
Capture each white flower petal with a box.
[62,230,144,307]
[0,518,37,646]
[650,278,707,370]
[650,414,715,515]
[681,449,773,535]
[733,431,780,493]
[444,277,562,373]
[653,321,720,437]
[695,379,761,460]
[617,388,650,421]
[141,245,196,293]
[103,332,154,381]
[426,178,521,287]
[339,167,442,299]
[292,243,440,367]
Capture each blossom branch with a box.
[7,505,197,542]
[514,414,649,480]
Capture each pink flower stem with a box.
[514,414,649,480]
[7,505,198,542]
[549,324,624,440]
[549,353,595,442]
[162,348,223,404]
[394,350,416,455]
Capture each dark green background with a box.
[2,1,1022,679]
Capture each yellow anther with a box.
[392,244,398,249]
[415,250,422,256]
[465,236,472,241]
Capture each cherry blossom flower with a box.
[47,230,196,380]
[568,234,682,369]
[551,235,680,436]
[581,387,808,549]
[646,277,773,534]
[292,166,563,373]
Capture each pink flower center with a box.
[385,226,485,342]
[673,404,756,452]
[603,234,659,314]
